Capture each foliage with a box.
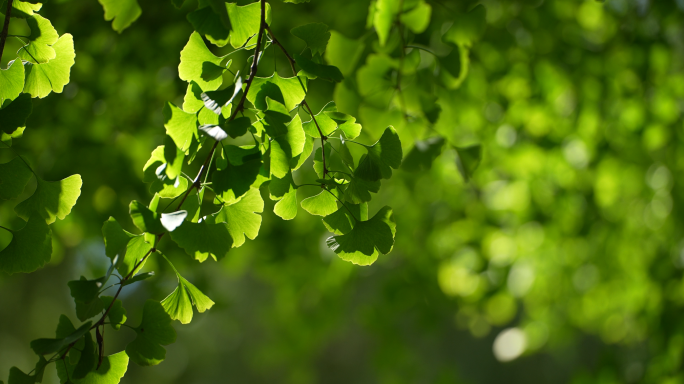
[2,0,684,383]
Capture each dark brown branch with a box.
[0,0,14,60]
[266,25,328,177]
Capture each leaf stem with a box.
[324,188,358,222]
[0,225,12,233]
[0,0,13,60]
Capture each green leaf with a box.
[455,144,482,181]
[163,102,198,153]
[169,215,233,262]
[17,14,59,64]
[142,146,165,183]
[402,137,445,172]
[325,31,365,77]
[187,6,230,47]
[373,0,400,46]
[129,201,165,234]
[68,276,105,321]
[163,136,185,180]
[283,0,310,3]
[125,300,176,366]
[291,134,314,170]
[199,124,228,141]
[302,101,337,137]
[212,156,263,204]
[0,214,52,274]
[269,172,297,220]
[121,271,155,287]
[354,126,402,181]
[14,174,82,224]
[57,351,129,384]
[102,217,153,277]
[0,156,33,200]
[291,23,331,56]
[0,59,25,107]
[213,188,263,247]
[322,203,368,235]
[225,1,272,49]
[178,31,226,91]
[246,73,307,112]
[98,0,141,32]
[72,332,96,380]
[1,126,25,147]
[226,116,252,138]
[30,320,91,355]
[301,190,338,216]
[0,0,42,18]
[325,111,362,139]
[23,33,75,99]
[326,206,396,266]
[100,296,127,330]
[0,94,32,134]
[7,367,34,384]
[344,177,380,204]
[400,1,431,34]
[294,54,344,82]
[201,80,239,115]
[313,143,332,178]
[150,176,189,198]
[444,4,486,46]
[161,266,215,324]
[268,112,306,179]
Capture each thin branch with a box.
[266,25,329,178]
[0,0,13,59]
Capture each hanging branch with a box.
[0,0,14,59]
[59,0,271,363]
[266,25,329,177]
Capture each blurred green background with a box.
[2,0,684,383]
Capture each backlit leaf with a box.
[179,32,226,91]
[17,15,59,64]
[23,34,75,98]
[0,59,25,107]
[326,206,396,265]
[354,126,402,181]
[213,188,263,247]
[98,0,141,32]
[125,300,176,366]
[0,156,33,200]
[291,23,330,56]
[226,1,272,49]
[301,190,338,216]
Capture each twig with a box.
[265,25,329,177]
[0,0,13,60]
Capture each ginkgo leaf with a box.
[402,137,445,172]
[269,172,298,220]
[126,300,176,366]
[57,351,129,384]
[187,6,230,47]
[226,116,251,138]
[291,23,331,56]
[302,101,337,137]
[322,203,368,235]
[129,201,166,234]
[161,258,215,324]
[0,214,51,275]
[0,94,32,134]
[98,0,141,32]
[72,333,96,380]
[246,73,307,112]
[169,216,233,262]
[102,217,154,277]
[212,157,262,204]
[455,144,482,181]
[121,271,154,287]
[354,126,402,181]
[0,59,25,107]
[326,206,396,266]
[294,54,344,82]
[101,296,128,330]
[142,146,165,183]
[373,0,400,46]
[1,126,25,147]
[23,33,76,99]
[301,190,338,216]
[201,78,240,115]
[68,276,105,321]
[400,0,431,33]
[179,32,226,91]
[17,15,59,64]
[14,174,82,224]
[163,102,198,153]
[226,1,272,49]
[267,110,306,179]
[291,134,314,171]
[213,188,263,247]
[0,0,42,18]
[325,31,365,76]
[199,124,228,141]
[0,156,33,200]
[313,143,332,178]
[443,4,486,47]
[344,176,380,204]
[324,111,362,139]
[30,320,91,355]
